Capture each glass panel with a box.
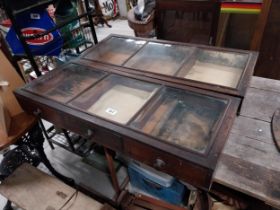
[26,64,106,103]
[130,88,228,153]
[125,42,194,76]
[69,75,160,124]
[84,37,146,65]
[179,49,249,88]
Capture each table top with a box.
[213,76,280,208]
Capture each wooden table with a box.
[213,76,280,209]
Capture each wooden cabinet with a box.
[80,35,258,97]
[15,63,240,189]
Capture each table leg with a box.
[216,13,230,47]
[38,118,55,150]
[104,148,121,195]
[62,129,75,152]
[3,200,13,210]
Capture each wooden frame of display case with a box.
[80,34,258,98]
[15,62,240,190]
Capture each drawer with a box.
[124,138,212,189]
[17,95,123,152]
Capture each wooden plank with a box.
[38,146,128,202]
[216,13,230,47]
[250,0,272,50]
[222,133,280,171]
[213,154,280,209]
[0,163,110,210]
[230,116,273,144]
[250,76,280,93]
[214,77,280,208]
[240,87,280,122]
[0,163,76,210]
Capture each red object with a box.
[0,19,12,27]
[21,27,54,46]
[221,3,262,9]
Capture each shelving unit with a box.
[1,0,98,167]
[0,0,100,153]
[1,0,98,77]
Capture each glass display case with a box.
[179,49,249,88]
[20,61,237,156]
[81,35,258,97]
[130,87,227,153]
[83,37,146,65]
[25,64,107,103]
[16,42,242,189]
[69,74,160,124]
[124,42,195,76]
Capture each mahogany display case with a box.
[15,62,240,190]
[80,35,258,98]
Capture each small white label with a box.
[105,108,118,115]
[30,13,40,19]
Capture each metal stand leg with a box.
[36,144,75,186]
[3,200,13,210]
[38,118,55,150]
[62,129,75,152]
[29,124,76,187]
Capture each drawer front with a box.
[17,95,123,152]
[124,138,212,189]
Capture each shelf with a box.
[2,0,98,78]
[38,146,128,204]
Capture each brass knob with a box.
[86,129,94,138]
[153,158,166,169]
[33,108,41,116]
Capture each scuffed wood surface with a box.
[0,164,107,210]
[0,163,76,210]
[214,76,280,209]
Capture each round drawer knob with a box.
[33,108,41,116]
[153,158,166,169]
[86,129,94,138]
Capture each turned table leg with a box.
[104,148,121,195]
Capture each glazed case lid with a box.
[80,35,258,97]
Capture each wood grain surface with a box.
[214,76,280,209]
[0,163,110,210]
